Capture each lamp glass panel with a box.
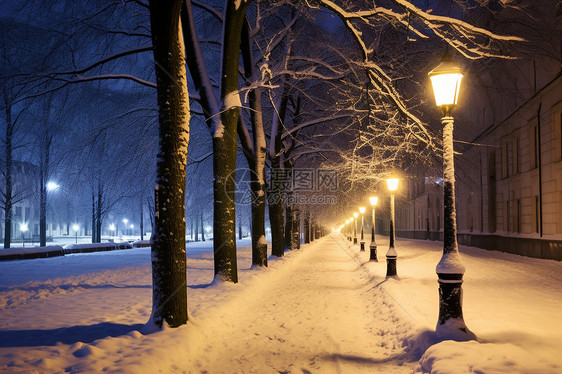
[430,73,462,107]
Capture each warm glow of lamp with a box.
[350,217,354,222]
[428,52,463,109]
[72,224,80,232]
[359,207,366,214]
[386,176,399,192]
[369,196,379,206]
[345,220,349,224]
[353,212,359,219]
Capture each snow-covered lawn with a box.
[0,235,560,373]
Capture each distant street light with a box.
[122,218,128,236]
[350,217,354,242]
[386,175,399,277]
[72,224,80,244]
[109,223,116,238]
[429,52,474,340]
[369,196,379,261]
[359,207,366,251]
[19,222,28,248]
[353,212,359,244]
[46,181,60,191]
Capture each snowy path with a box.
[1,234,562,373]
[180,235,416,373]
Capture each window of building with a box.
[530,123,539,169]
[514,137,520,173]
[516,199,521,233]
[535,195,539,233]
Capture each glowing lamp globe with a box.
[386,177,399,192]
[350,217,354,222]
[345,220,349,224]
[353,212,359,219]
[369,196,379,206]
[359,207,366,214]
[428,53,463,112]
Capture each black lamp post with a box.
[369,196,378,261]
[353,212,358,244]
[359,206,366,251]
[429,52,475,340]
[386,175,399,277]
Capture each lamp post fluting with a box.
[353,212,358,244]
[386,176,399,277]
[369,196,379,261]
[429,52,475,340]
[359,207,366,251]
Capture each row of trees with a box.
[3,0,555,329]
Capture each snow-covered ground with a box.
[0,235,561,373]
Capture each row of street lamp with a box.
[335,52,474,340]
[340,174,400,277]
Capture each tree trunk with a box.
[212,0,250,283]
[201,211,205,241]
[39,165,47,247]
[3,104,13,248]
[304,210,310,244]
[268,156,285,257]
[241,20,267,267]
[96,186,102,243]
[238,215,243,240]
[293,207,300,249]
[140,194,144,241]
[195,214,199,241]
[285,202,293,250]
[148,0,189,328]
[91,193,96,243]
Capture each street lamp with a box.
[109,223,116,238]
[359,207,366,251]
[349,216,355,243]
[369,196,379,261]
[353,212,359,244]
[19,222,28,248]
[46,181,60,191]
[386,175,399,277]
[72,224,80,244]
[122,218,128,236]
[429,52,474,340]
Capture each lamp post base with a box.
[369,244,377,261]
[360,241,365,251]
[353,237,357,244]
[386,255,397,277]
[436,273,475,340]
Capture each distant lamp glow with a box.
[205,226,212,233]
[369,196,379,206]
[350,217,354,222]
[428,52,463,113]
[122,218,128,225]
[345,220,349,224]
[46,181,60,191]
[353,212,359,219]
[109,223,116,231]
[19,222,28,247]
[72,224,80,244]
[130,224,134,229]
[359,207,366,214]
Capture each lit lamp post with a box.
[72,224,80,244]
[429,52,474,340]
[19,222,28,248]
[349,216,355,243]
[353,212,359,244]
[386,175,399,277]
[359,207,366,251]
[109,223,116,238]
[122,218,128,237]
[369,196,379,261]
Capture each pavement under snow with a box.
[0,234,561,373]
